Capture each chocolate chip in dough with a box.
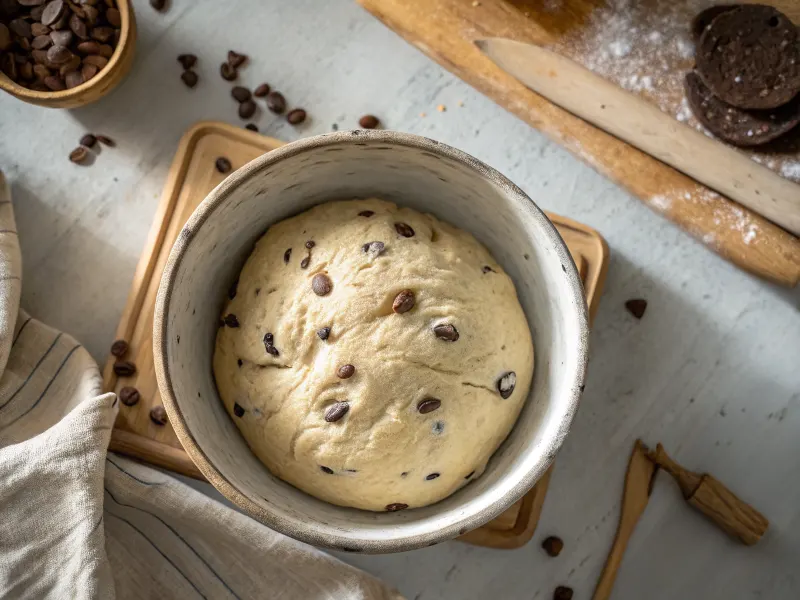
[305,240,315,249]
[425,473,440,480]
[685,71,800,147]
[691,5,737,41]
[300,256,310,269]
[237,358,243,367]
[625,298,647,319]
[320,466,334,474]
[497,371,516,399]
[362,241,385,257]
[696,5,800,109]
[223,314,240,327]
[553,586,573,600]
[392,289,415,314]
[119,386,140,406]
[149,405,168,425]
[215,157,232,173]
[110,339,129,357]
[324,401,350,422]
[358,210,374,217]
[542,536,564,557]
[233,402,245,418]
[417,397,441,414]
[394,222,414,237]
[283,248,292,263]
[263,332,279,356]
[385,502,408,512]
[311,273,333,296]
[482,265,495,274]
[337,364,355,379]
[317,327,331,341]
[433,324,459,342]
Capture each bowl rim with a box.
[153,129,590,552]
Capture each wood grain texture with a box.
[357,0,800,287]
[103,120,609,548]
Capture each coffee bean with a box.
[305,240,315,249]
[324,401,350,422]
[31,22,50,37]
[110,338,128,357]
[287,108,306,125]
[417,397,441,414]
[228,279,238,299]
[223,314,239,327]
[359,114,379,129]
[177,53,196,70]
[69,145,88,163]
[283,248,292,263]
[497,371,516,399]
[385,503,408,512]
[149,0,166,11]
[312,273,333,296]
[337,364,355,379]
[263,332,273,345]
[553,586,573,600]
[231,85,251,103]
[238,99,256,119]
[32,35,52,50]
[76,40,99,54]
[358,210,374,217]
[362,241,385,257]
[42,1,66,26]
[68,14,88,39]
[113,360,136,377]
[215,157,232,173]
[95,134,114,147]
[625,298,647,319]
[46,44,71,64]
[300,256,310,269]
[392,289,415,314]
[80,62,97,80]
[180,69,198,88]
[233,402,245,418]
[542,536,564,557]
[119,386,140,407]
[394,222,414,237]
[317,327,331,340]
[245,123,258,132]
[482,265,495,274]
[320,466,334,474]
[90,26,113,42]
[227,50,247,68]
[465,471,475,479]
[253,82,270,97]
[265,91,286,114]
[64,70,82,87]
[82,54,106,68]
[266,345,279,357]
[51,29,73,47]
[106,7,121,27]
[425,473,440,480]
[219,62,236,81]
[149,405,168,425]
[433,324,459,342]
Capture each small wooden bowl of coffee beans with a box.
[0,0,136,109]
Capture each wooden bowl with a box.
[0,0,136,109]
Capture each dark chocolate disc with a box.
[691,5,738,41]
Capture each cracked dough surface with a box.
[213,199,534,511]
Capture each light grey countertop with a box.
[1,1,798,598]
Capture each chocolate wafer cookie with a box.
[691,4,738,41]
[696,5,800,110]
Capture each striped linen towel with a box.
[0,172,402,600]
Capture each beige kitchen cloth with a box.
[0,172,402,600]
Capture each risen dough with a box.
[213,199,534,511]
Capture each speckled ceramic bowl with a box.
[154,130,589,553]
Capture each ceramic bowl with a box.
[154,130,589,553]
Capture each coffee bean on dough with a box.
[386,503,408,512]
[311,273,333,296]
[283,248,292,263]
[317,327,331,340]
[233,402,245,417]
[305,240,315,249]
[497,371,516,399]
[119,386,140,406]
[394,222,414,237]
[324,401,350,422]
[69,146,88,163]
[80,133,97,148]
[300,256,310,269]
[215,157,231,173]
[465,471,475,479]
[320,466,335,474]
[113,360,136,377]
[426,473,440,480]
[149,405,168,425]
[433,324,459,342]
[223,314,240,327]
[417,397,441,414]
[358,210,374,217]
[110,339,129,357]
[337,364,355,379]
[392,289,415,314]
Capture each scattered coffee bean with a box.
[119,386,140,407]
[231,85,251,103]
[417,397,441,414]
[177,53,196,70]
[542,536,564,557]
[223,314,240,327]
[95,134,114,147]
[392,289,415,314]
[553,586,573,600]
[265,91,286,114]
[215,157,232,173]
[228,279,238,299]
[233,402,245,418]
[362,241,385,257]
[359,114,379,129]
[227,50,247,68]
[465,471,475,479]
[149,405,168,425]
[482,265,495,274]
[149,0,166,11]
[219,62,236,81]
[113,360,137,377]
[80,133,96,147]
[394,222,414,237]
[497,371,516,399]
[283,248,292,263]
[253,82,270,97]
[358,210,374,217]
[320,466,334,474]
[385,503,408,512]
[433,324,459,342]
[337,364,355,379]
[180,69,198,88]
[238,99,256,119]
[311,273,333,296]
[110,339,129,357]
[625,298,647,319]
[287,108,306,125]
[425,473,440,480]
[300,256,310,269]
[245,123,258,132]
[69,146,88,164]
[324,401,350,422]
[305,240,315,249]
[317,327,331,340]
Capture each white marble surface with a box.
[1,1,799,598]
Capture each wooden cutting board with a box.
[103,121,609,549]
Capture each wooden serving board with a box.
[103,121,608,549]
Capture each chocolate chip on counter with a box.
[394,222,414,238]
[228,279,238,299]
[625,298,647,319]
[113,360,137,377]
[324,401,350,422]
[362,241,385,257]
[497,371,516,399]
[223,314,240,327]
[180,69,198,88]
[358,210,374,217]
[385,503,408,512]
[482,265,495,273]
[96,135,114,147]
[426,473,440,480]
[215,157,232,173]
[542,536,564,557]
[287,108,306,125]
[177,53,197,70]
[80,133,97,148]
[283,248,292,263]
[417,397,441,414]
[233,402,245,418]
[465,470,475,479]
[231,85,251,103]
[359,114,379,129]
[312,273,333,296]
[253,82,270,97]
[305,240,315,249]
[265,91,286,114]
[433,324,459,342]
[238,99,256,119]
[150,0,166,11]
[317,327,331,341]
[149,405,168,425]
[245,123,258,132]
[227,50,247,68]
[432,421,444,435]
[553,586,573,600]
[392,289,415,314]
[119,386,140,407]
[69,146,88,164]
[320,466,334,474]
[300,256,310,269]
[110,339,129,357]
[337,364,355,379]
[219,62,237,81]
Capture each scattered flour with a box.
[648,194,672,211]
[609,39,632,58]
[780,161,800,181]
